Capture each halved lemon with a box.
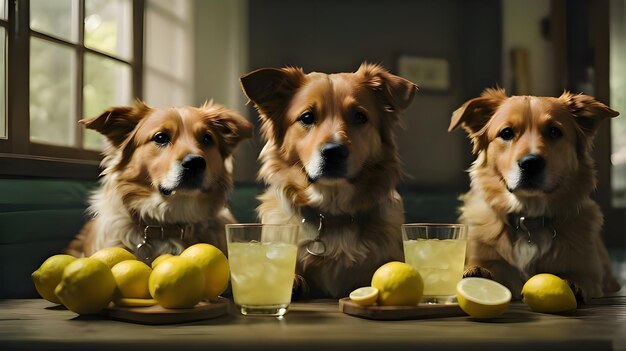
[349,286,379,306]
[456,278,512,318]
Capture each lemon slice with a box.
[114,297,158,307]
[456,278,511,318]
[349,287,379,306]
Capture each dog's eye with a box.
[353,112,368,125]
[548,126,563,139]
[499,128,515,141]
[152,132,170,145]
[202,133,214,146]
[298,112,316,126]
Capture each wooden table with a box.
[1,297,626,351]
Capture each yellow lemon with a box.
[349,286,379,306]
[151,254,174,269]
[54,258,116,314]
[111,260,152,299]
[371,261,423,306]
[180,244,229,301]
[522,273,577,313]
[456,278,512,318]
[31,254,77,304]
[149,256,205,308]
[113,297,158,307]
[90,247,137,268]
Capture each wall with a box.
[501,0,556,96]
[246,0,502,188]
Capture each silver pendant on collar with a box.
[304,213,327,256]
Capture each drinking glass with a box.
[226,224,299,316]
[402,223,467,304]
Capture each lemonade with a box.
[403,238,467,302]
[228,241,298,314]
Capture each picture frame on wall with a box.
[397,55,450,93]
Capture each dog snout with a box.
[518,154,545,175]
[181,154,206,173]
[321,143,349,164]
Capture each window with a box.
[1,0,7,140]
[611,0,626,207]
[0,0,142,178]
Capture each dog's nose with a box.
[321,143,349,163]
[181,154,206,172]
[518,154,545,174]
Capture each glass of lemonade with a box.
[225,224,299,316]
[402,223,467,304]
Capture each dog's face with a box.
[241,63,417,188]
[450,89,618,199]
[83,101,253,199]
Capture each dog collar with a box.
[135,223,191,262]
[300,206,369,256]
[507,213,557,245]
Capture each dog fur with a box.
[450,88,620,302]
[240,63,418,298]
[66,100,253,261]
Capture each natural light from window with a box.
[611,0,626,207]
[1,26,6,139]
[28,0,132,151]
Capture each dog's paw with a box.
[565,279,587,305]
[463,265,494,280]
[292,274,310,298]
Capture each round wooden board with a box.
[104,298,229,324]
[339,298,466,320]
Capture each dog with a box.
[449,88,621,302]
[240,63,418,298]
[66,100,253,262]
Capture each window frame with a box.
[0,0,144,180]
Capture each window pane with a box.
[0,27,5,139]
[85,0,132,60]
[30,0,78,42]
[30,38,76,146]
[83,53,132,150]
[1,0,6,20]
[611,1,626,207]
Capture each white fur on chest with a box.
[511,230,553,274]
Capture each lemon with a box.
[456,278,512,318]
[90,247,137,268]
[111,260,152,299]
[180,244,229,301]
[149,256,205,308]
[371,261,423,306]
[521,273,577,313]
[54,258,116,314]
[151,254,174,269]
[31,254,77,304]
[349,286,379,306]
[113,297,158,307]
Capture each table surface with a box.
[1,297,626,351]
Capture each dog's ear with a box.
[80,100,150,147]
[204,103,254,155]
[240,67,305,142]
[358,63,418,113]
[240,67,305,112]
[560,91,619,136]
[449,88,506,153]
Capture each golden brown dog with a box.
[66,100,253,262]
[240,63,418,298]
[450,88,620,302]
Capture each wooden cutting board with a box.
[104,298,229,325]
[339,298,466,320]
